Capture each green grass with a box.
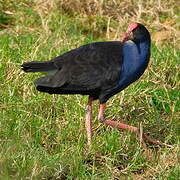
[0,0,179,179]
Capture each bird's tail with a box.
[21,61,57,72]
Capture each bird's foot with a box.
[100,119,172,148]
[102,119,138,132]
[98,116,105,122]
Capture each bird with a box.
[22,23,158,146]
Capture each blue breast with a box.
[117,40,150,89]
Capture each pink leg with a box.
[98,104,138,132]
[85,97,93,146]
[98,104,172,147]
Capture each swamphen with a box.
[22,23,166,146]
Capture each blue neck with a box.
[122,39,151,72]
[135,40,151,64]
[119,39,151,87]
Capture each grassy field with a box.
[0,0,179,179]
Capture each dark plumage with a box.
[22,23,155,146]
[22,41,123,104]
[22,23,150,104]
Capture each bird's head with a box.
[122,23,150,43]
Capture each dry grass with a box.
[58,0,179,43]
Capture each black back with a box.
[35,41,123,102]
